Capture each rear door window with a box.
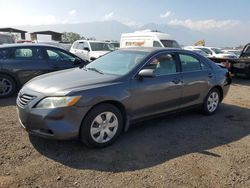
[0,49,9,59]
[179,54,202,72]
[13,48,33,59]
[46,48,76,62]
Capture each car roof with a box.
[74,40,108,43]
[0,43,62,49]
[118,47,184,53]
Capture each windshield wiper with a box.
[87,67,104,74]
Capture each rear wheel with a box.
[246,69,250,79]
[0,74,17,98]
[80,104,123,148]
[202,88,220,115]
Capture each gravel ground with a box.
[0,78,249,188]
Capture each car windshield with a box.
[212,48,223,54]
[90,42,114,51]
[85,50,149,76]
[197,48,212,55]
[111,42,120,48]
[241,45,250,57]
[160,40,180,48]
[193,49,209,57]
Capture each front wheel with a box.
[202,88,221,115]
[80,104,123,148]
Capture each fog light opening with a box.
[39,129,54,135]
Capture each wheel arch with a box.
[210,85,224,102]
[80,100,128,134]
[0,71,21,89]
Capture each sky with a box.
[0,0,250,46]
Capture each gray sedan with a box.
[16,48,232,148]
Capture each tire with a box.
[80,103,123,148]
[0,74,17,98]
[246,69,250,79]
[202,88,221,115]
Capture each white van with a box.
[120,30,180,48]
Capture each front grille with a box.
[17,94,36,108]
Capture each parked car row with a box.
[184,46,238,59]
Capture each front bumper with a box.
[16,92,90,140]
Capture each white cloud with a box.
[121,19,142,28]
[0,7,56,26]
[160,11,172,18]
[69,9,76,16]
[62,9,78,24]
[0,8,79,26]
[103,12,114,21]
[0,13,58,26]
[168,19,240,30]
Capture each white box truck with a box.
[120,30,180,48]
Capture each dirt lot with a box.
[0,78,249,188]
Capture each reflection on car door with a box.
[130,52,182,120]
[178,53,212,107]
[4,47,51,84]
[45,48,78,71]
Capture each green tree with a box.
[62,32,85,43]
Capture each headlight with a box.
[35,96,81,109]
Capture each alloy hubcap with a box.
[90,112,118,143]
[0,78,12,96]
[207,92,219,112]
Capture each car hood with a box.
[89,51,110,58]
[215,53,237,58]
[24,68,119,95]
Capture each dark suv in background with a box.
[0,44,86,98]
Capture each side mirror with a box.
[137,69,155,78]
[83,47,90,52]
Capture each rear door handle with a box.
[172,78,182,84]
[52,65,59,69]
[208,73,213,78]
